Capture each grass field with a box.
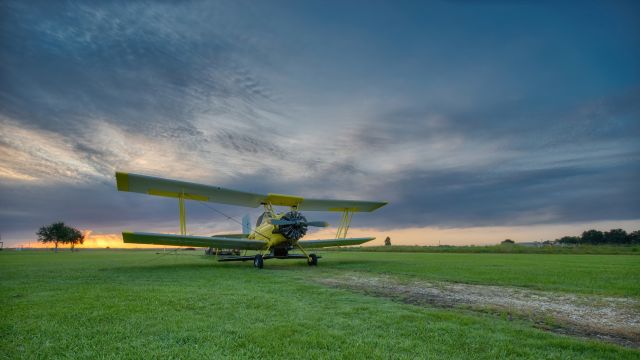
[328,244,640,255]
[1,250,638,359]
[322,251,640,298]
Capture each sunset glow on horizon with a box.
[11,218,639,250]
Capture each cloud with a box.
[0,1,279,134]
[0,1,639,245]
[369,163,639,229]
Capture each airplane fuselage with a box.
[248,212,291,249]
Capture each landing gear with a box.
[253,254,264,269]
[307,253,318,266]
[218,252,321,267]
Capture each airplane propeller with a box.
[271,211,328,241]
[307,221,329,227]
[271,219,329,227]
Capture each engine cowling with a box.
[276,211,308,241]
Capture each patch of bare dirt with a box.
[317,273,640,348]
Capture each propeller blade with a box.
[271,219,328,227]
[271,219,297,226]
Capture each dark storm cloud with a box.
[366,163,640,229]
[215,129,287,157]
[0,1,276,135]
[343,90,640,228]
[353,89,640,153]
[1,0,639,244]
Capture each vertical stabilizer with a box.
[242,214,251,235]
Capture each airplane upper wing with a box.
[122,232,268,250]
[116,172,387,211]
[116,172,265,208]
[297,199,387,212]
[297,237,375,248]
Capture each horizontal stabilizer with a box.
[297,237,375,249]
[122,232,267,250]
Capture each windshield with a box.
[256,212,268,227]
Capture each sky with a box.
[1,0,639,248]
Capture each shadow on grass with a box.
[105,261,241,272]
[102,253,373,274]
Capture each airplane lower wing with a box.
[297,237,375,249]
[122,232,268,250]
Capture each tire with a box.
[253,254,264,269]
[307,254,318,266]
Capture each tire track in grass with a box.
[315,273,640,348]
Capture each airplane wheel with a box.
[307,254,318,266]
[253,254,264,269]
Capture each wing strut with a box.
[179,192,187,235]
[296,242,311,260]
[336,209,354,239]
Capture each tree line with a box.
[555,228,639,245]
[37,222,85,252]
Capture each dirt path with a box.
[317,273,640,348]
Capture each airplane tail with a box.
[242,214,251,235]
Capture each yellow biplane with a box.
[115,172,387,268]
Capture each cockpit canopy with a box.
[255,212,272,227]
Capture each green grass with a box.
[318,251,640,298]
[1,250,638,359]
[327,244,640,255]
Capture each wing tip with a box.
[115,171,129,191]
[121,231,133,243]
[372,202,388,211]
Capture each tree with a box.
[36,222,85,252]
[628,230,640,244]
[37,222,65,252]
[581,229,604,245]
[604,229,628,244]
[501,239,514,245]
[384,237,391,246]
[67,228,85,252]
[557,236,580,245]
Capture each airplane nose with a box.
[275,211,308,240]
